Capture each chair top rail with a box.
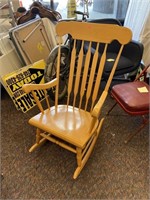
[56,21,132,45]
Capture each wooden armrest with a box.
[91,91,108,118]
[22,78,57,93]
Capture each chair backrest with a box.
[54,22,132,113]
[25,22,132,120]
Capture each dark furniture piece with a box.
[87,18,144,82]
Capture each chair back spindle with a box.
[55,22,132,114]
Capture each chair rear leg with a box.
[124,117,149,143]
[106,102,117,116]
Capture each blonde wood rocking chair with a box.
[22,21,132,179]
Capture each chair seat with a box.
[111,81,150,115]
[29,105,98,148]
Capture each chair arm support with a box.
[22,78,57,93]
[91,91,108,118]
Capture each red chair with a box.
[107,64,150,143]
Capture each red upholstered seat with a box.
[111,81,149,115]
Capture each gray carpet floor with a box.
[1,87,149,199]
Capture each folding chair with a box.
[107,65,149,143]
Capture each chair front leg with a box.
[36,128,41,144]
[29,128,47,152]
[76,147,82,167]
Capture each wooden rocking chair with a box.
[22,21,132,179]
